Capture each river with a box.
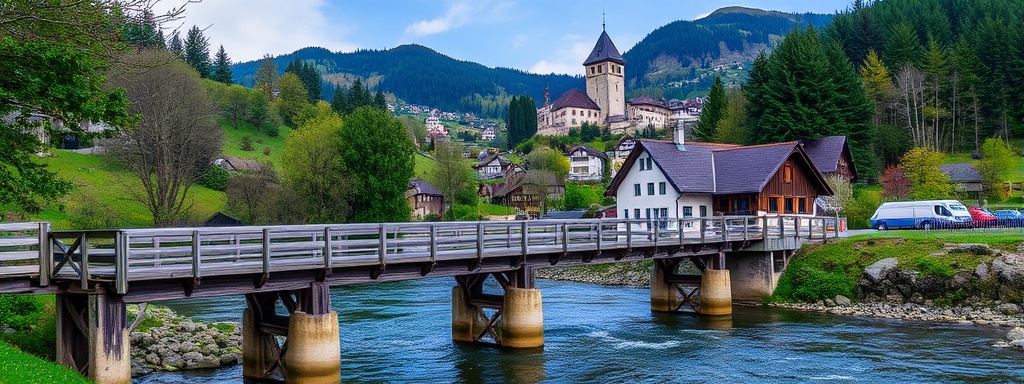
[141,277,1022,383]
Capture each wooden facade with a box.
[714,154,824,216]
[409,193,444,220]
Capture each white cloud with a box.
[155,0,357,62]
[403,0,514,38]
[693,11,712,20]
[529,38,591,76]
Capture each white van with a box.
[869,200,972,230]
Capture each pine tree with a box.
[859,50,892,126]
[331,84,349,115]
[373,91,387,110]
[883,22,923,73]
[919,35,949,150]
[693,76,726,142]
[212,45,233,84]
[167,31,184,60]
[825,41,876,177]
[285,59,322,102]
[183,25,211,78]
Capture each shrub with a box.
[197,165,230,191]
[775,267,854,302]
[0,295,43,330]
[263,124,280,138]
[263,146,272,156]
[0,295,56,360]
[240,134,254,151]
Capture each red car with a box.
[969,206,997,228]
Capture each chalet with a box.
[481,126,496,141]
[566,145,607,181]
[406,178,445,220]
[606,127,832,227]
[215,157,262,172]
[801,136,857,181]
[472,152,512,179]
[938,163,983,204]
[204,212,244,227]
[492,171,565,216]
[627,96,670,129]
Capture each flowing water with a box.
[140,278,1022,383]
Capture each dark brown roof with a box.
[567,145,608,160]
[472,152,510,170]
[800,136,856,178]
[551,89,599,111]
[408,178,443,197]
[713,142,801,194]
[628,95,666,107]
[938,163,982,183]
[583,30,625,66]
[493,171,563,197]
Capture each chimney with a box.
[673,121,686,150]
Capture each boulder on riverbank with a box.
[129,306,241,376]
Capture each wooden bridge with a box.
[0,216,838,383]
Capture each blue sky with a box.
[157,0,854,75]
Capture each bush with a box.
[263,146,272,156]
[563,183,603,210]
[0,295,44,330]
[774,266,854,302]
[197,165,230,191]
[447,204,484,221]
[264,124,280,138]
[240,134,254,151]
[0,295,56,360]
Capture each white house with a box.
[607,126,833,232]
[566,145,607,181]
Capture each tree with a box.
[899,147,950,200]
[428,141,473,214]
[693,76,726,142]
[977,138,1014,201]
[524,146,570,178]
[883,22,923,72]
[281,110,349,223]
[167,31,184,59]
[880,164,910,200]
[276,72,310,127]
[373,90,387,110]
[246,91,278,132]
[1,2,143,215]
[104,50,224,226]
[860,50,892,126]
[120,9,165,50]
[339,107,416,222]
[183,25,211,78]
[285,59,321,103]
[211,45,233,84]
[226,163,279,224]
[253,54,278,99]
[820,174,853,215]
[505,96,538,149]
[219,85,250,129]
[713,90,748,145]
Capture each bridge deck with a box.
[0,216,839,300]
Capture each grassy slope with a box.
[0,341,89,384]
[219,120,292,169]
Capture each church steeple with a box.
[583,29,625,66]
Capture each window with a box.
[598,65,603,73]
[639,157,646,171]
[645,208,651,219]
[783,164,793,183]
[647,183,655,195]
[768,197,779,213]
[572,110,576,116]
[634,184,641,196]
[784,198,794,214]
[634,209,640,220]
[659,182,666,195]
[646,158,653,170]
[683,206,693,218]
[700,205,707,217]
[798,198,807,214]
[624,209,629,219]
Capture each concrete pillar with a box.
[500,288,544,348]
[650,264,683,312]
[285,311,341,384]
[242,308,274,380]
[698,269,732,316]
[725,251,777,301]
[451,286,477,343]
[88,292,130,384]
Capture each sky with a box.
[155,0,855,76]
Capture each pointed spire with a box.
[602,10,606,31]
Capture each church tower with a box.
[584,26,625,124]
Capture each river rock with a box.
[834,295,851,306]
[219,353,239,366]
[992,254,1024,287]
[161,354,184,369]
[1006,327,1024,342]
[997,303,1022,315]
[975,262,990,279]
[864,258,898,282]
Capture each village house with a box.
[472,152,512,179]
[491,171,566,217]
[214,156,262,172]
[566,145,607,181]
[607,126,833,229]
[481,126,496,141]
[627,96,670,129]
[406,178,445,220]
[800,136,857,181]
[938,162,983,204]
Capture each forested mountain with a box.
[826,0,1024,153]
[232,45,583,118]
[623,7,833,99]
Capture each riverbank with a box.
[129,305,241,376]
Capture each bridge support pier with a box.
[242,282,339,383]
[650,259,700,313]
[699,253,732,316]
[452,268,543,349]
[55,288,130,384]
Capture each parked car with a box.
[993,209,1024,227]
[869,200,973,230]
[968,207,998,228]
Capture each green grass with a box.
[218,120,292,169]
[770,231,1017,303]
[34,151,227,229]
[414,152,437,179]
[478,203,515,216]
[0,341,89,384]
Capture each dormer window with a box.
[783,164,793,183]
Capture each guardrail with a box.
[2,216,839,295]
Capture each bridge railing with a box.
[0,222,49,284]
[36,215,838,294]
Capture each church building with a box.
[538,27,631,135]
